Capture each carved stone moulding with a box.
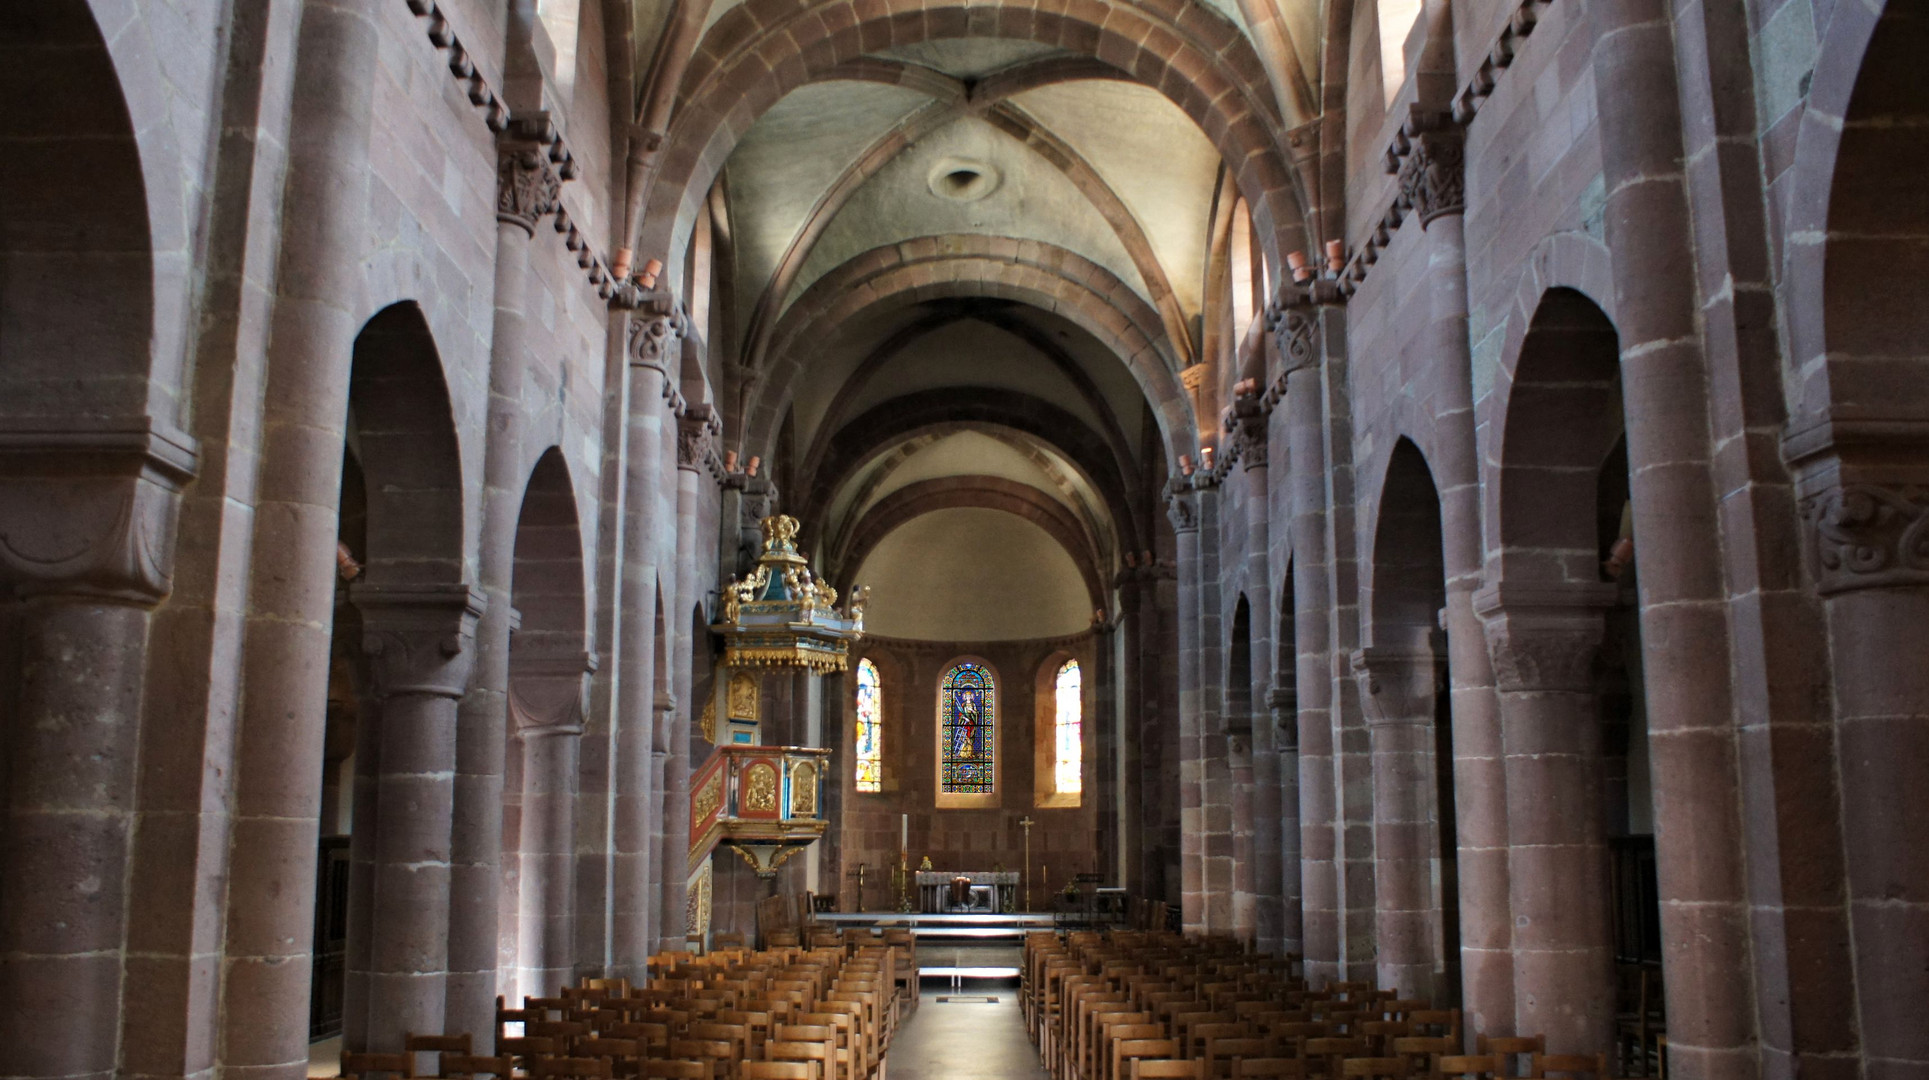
[0,418,198,604]
[1351,629,1446,724]
[1784,417,1929,596]
[508,648,596,734]
[352,581,487,698]
[1471,580,1617,693]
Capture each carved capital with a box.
[352,583,487,699]
[678,403,725,478]
[624,288,685,375]
[1352,631,1444,724]
[1166,488,1199,534]
[1267,686,1299,750]
[1798,481,1929,595]
[509,648,596,735]
[1396,129,1465,226]
[1266,298,1322,378]
[0,419,198,604]
[496,144,562,235]
[1473,581,1616,693]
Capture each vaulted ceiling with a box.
[603,0,1319,637]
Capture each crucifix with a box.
[1019,815,1035,912]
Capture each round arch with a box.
[836,476,1108,610]
[637,0,1307,291]
[745,237,1198,469]
[796,387,1145,553]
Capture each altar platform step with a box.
[814,912,1053,945]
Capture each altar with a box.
[915,870,1020,913]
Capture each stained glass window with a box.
[940,662,996,794]
[855,659,882,793]
[1054,659,1082,794]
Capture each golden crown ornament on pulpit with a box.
[712,514,868,673]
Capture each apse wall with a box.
[851,508,1094,640]
[830,633,1103,911]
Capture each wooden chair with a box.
[1474,1036,1544,1080]
[669,1040,736,1080]
[1407,1011,1461,1042]
[1339,1060,1409,1080]
[1303,1038,1367,1080]
[642,1064,713,1080]
[1203,1037,1274,1080]
[1115,1039,1183,1080]
[1433,1055,1501,1080]
[741,1065,814,1080]
[774,1025,841,1080]
[1391,1036,1457,1072]
[1233,1061,1306,1080]
[341,1053,414,1080]
[765,1040,832,1080]
[436,1055,513,1080]
[1103,1024,1170,1080]
[530,1060,615,1080]
[1133,1062,1208,1080]
[1528,1054,1608,1080]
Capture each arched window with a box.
[1053,660,1082,794]
[855,658,882,793]
[940,662,996,794]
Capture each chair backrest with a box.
[575,1038,641,1060]
[642,1062,713,1080]
[529,1059,614,1080]
[1474,1035,1545,1079]
[437,1055,514,1079]
[1339,1059,1410,1080]
[1529,1053,1608,1080]
[1234,1060,1306,1080]
[1392,1036,1458,1067]
[341,1052,414,1080]
[1434,1055,1501,1080]
[741,1065,814,1080]
[1134,1061,1208,1080]
[406,1035,473,1055]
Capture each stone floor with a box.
[307,1036,340,1077]
[885,987,1047,1080]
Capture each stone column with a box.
[221,0,383,1072]
[1395,116,1513,1033]
[1353,633,1444,1002]
[1796,476,1929,1074]
[447,129,562,1049]
[1268,686,1304,957]
[1236,407,1284,953]
[1475,583,1616,1053]
[1115,579,1144,895]
[1270,292,1342,981]
[0,433,193,1080]
[1169,486,1206,933]
[351,584,484,1051]
[663,405,718,947]
[510,653,591,1002]
[1591,2,1754,1072]
[610,295,681,976]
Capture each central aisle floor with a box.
[886,988,1049,1080]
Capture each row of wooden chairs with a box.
[341,939,905,1080]
[1024,932,1616,1080]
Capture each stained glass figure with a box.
[940,661,996,794]
[855,658,882,793]
[1054,659,1082,794]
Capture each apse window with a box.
[855,658,883,793]
[939,661,997,800]
[1053,660,1082,795]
